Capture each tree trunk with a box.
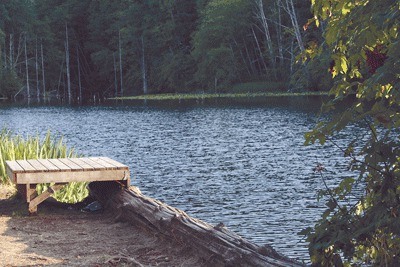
[24,34,30,99]
[251,27,268,74]
[113,52,118,97]
[9,34,13,69]
[77,46,82,103]
[141,35,147,95]
[254,0,276,77]
[283,0,305,53]
[290,38,295,77]
[57,59,64,100]
[118,30,123,97]
[35,38,40,102]
[242,37,257,76]
[233,37,251,77]
[89,182,303,267]
[41,41,46,101]
[2,40,5,70]
[0,42,2,82]
[65,23,72,104]
[275,0,284,68]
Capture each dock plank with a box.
[89,157,118,170]
[58,158,84,171]
[36,159,60,171]
[5,161,25,172]
[99,157,129,169]
[47,159,71,171]
[5,161,24,183]
[26,160,48,172]
[69,158,95,170]
[79,158,107,169]
[16,160,37,172]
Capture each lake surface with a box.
[0,97,356,262]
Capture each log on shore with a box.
[89,181,303,267]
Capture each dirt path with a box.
[0,185,204,266]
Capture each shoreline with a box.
[110,91,329,101]
[0,184,304,266]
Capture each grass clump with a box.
[0,128,89,203]
[231,81,287,93]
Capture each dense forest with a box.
[0,0,330,103]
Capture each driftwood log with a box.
[89,181,303,267]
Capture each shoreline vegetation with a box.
[110,91,329,101]
[0,130,88,203]
[1,90,330,103]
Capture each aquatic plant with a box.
[0,128,89,203]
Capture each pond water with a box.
[0,97,356,262]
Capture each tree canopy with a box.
[0,0,320,102]
[303,0,400,265]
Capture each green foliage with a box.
[192,0,252,89]
[0,0,322,99]
[303,0,400,265]
[291,51,333,91]
[0,129,88,203]
[0,69,21,98]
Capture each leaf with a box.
[326,199,337,210]
[340,55,348,74]
[341,2,352,15]
[298,227,313,236]
[338,177,355,193]
[325,25,338,45]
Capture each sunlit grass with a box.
[111,91,329,101]
[0,128,89,203]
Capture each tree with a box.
[192,0,253,89]
[303,0,400,265]
[254,0,276,75]
[1,0,317,99]
[86,0,124,98]
[0,0,37,99]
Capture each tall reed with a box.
[0,128,89,203]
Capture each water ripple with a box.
[0,99,357,262]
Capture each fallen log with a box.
[89,181,303,267]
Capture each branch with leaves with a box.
[302,0,400,265]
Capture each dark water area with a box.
[0,96,357,262]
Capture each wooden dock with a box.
[5,157,130,214]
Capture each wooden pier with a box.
[5,157,130,214]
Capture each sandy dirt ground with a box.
[0,185,204,267]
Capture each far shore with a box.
[110,91,329,101]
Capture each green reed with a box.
[0,128,89,203]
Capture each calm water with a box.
[0,97,356,262]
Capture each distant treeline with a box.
[0,0,331,103]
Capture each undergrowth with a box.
[0,128,89,203]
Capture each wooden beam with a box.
[28,184,66,214]
[89,182,303,267]
[15,169,129,184]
